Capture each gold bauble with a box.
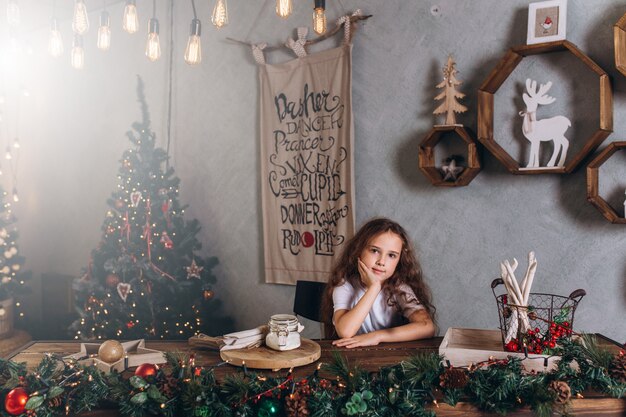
[98,340,125,363]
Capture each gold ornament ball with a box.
[98,340,125,363]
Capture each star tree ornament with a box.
[186,259,203,279]
[440,155,465,181]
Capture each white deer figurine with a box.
[520,78,571,168]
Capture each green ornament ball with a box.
[257,397,282,417]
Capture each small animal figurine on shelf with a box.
[440,155,465,181]
[434,55,468,125]
[519,78,571,168]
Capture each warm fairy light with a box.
[313,6,326,35]
[71,34,85,70]
[7,0,20,28]
[145,18,161,61]
[184,19,202,65]
[123,0,139,34]
[72,0,89,35]
[276,0,292,18]
[211,0,228,28]
[97,11,112,51]
[48,18,64,57]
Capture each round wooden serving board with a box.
[220,338,321,370]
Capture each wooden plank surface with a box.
[6,336,625,417]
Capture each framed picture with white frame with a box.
[527,0,567,45]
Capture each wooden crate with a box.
[439,328,562,373]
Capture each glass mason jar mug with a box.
[265,314,304,351]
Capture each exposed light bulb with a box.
[184,19,202,65]
[313,0,326,35]
[97,11,111,50]
[48,18,64,57]
[12,188,18,203]
[145,18,161,61]
[72,0,89,35]
[7,0,20,28]
[5,146,11,160]
[71,34,85,70]
[211,0,228,28]
[276,0,292,18]
[123,0,139,34]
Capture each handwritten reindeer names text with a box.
[268,83,350,257]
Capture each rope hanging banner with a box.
[251,12,366,284]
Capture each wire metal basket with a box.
[491,278,585,351]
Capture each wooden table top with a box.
[6,335,625,417]
[8,338,443,380]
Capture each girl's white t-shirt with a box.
[332,281,425,334]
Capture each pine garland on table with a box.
[1,336,625,417]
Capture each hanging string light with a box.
[146,0,161,61]
[184,0,202,66]
[72,0,90,35]
[71,34,85,70]
[313,0,326,35]
[123,0,139,34]
[6,0,20,29]
[12,187,18,203]
[276,0,292,19]
[211,0,228,29]
[97,10,112,51]
[48,17,64,57]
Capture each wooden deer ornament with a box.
[520,79,571,168]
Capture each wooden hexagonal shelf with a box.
[586,141,626,224]
[478,40,613,174]
[418,125,480,187]
[614,13,626,76]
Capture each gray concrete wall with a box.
[2,0,624,342]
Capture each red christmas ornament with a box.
[5,387,28,416]
[106,274,121,288]
[134,363,158,378]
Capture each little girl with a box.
[322,218,436,348]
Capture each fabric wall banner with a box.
[258,44,355,285]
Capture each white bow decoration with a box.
[251,42,267,65]
[286,27,308,58]
[336,9,362,45]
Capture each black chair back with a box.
[293,280,326,322]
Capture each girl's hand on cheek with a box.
[358,258,382,289]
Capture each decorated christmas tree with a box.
[0,187,31,327]
[70,77,230,340]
